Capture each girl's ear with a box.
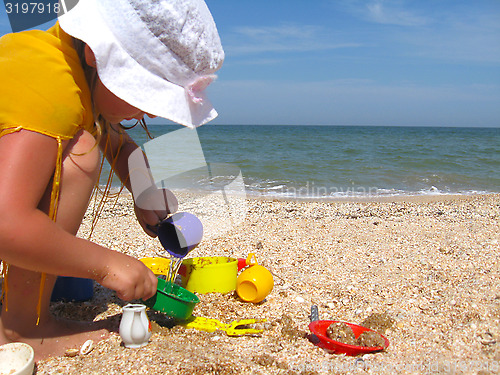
[84,44,97,68]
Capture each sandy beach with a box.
[34,192,499,374]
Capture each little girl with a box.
[0,0,223,360]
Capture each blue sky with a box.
[1,0,499,127]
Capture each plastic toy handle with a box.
[226,319,266,336]
[183,316,221,333]
[246,253,258,266]
[309,305,321,344]
[310,305,319,322]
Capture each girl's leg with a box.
[0,129,109,360]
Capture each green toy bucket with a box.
[144,277,199,320]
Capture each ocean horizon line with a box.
[141,123,500,129]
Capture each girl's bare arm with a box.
[0,129,156,300]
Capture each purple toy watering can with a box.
[148,212,203,258]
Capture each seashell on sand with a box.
[80,340,94,355]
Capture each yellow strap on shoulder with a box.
[36,137,63,324]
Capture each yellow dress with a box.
[0,22,95,320]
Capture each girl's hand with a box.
[98,252,158,301]
[134,188,178,237]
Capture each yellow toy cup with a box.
[236,254,274,303]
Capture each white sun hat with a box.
[58,0,224,128]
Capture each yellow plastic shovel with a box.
[182,316,266,336]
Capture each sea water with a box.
[101,124,500,199]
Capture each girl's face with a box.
[93,77,153,124]
[85,45,155,124]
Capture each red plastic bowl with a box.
[308,320,389,356]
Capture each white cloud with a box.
[332,0,500,64]
[336,0,430,27]
[225,57,285,66]
[224,24,363,56]
[235,24,316,40]
[365,0,429,26]
[396,11,500,64]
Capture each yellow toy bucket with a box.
[182,257,238,294]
